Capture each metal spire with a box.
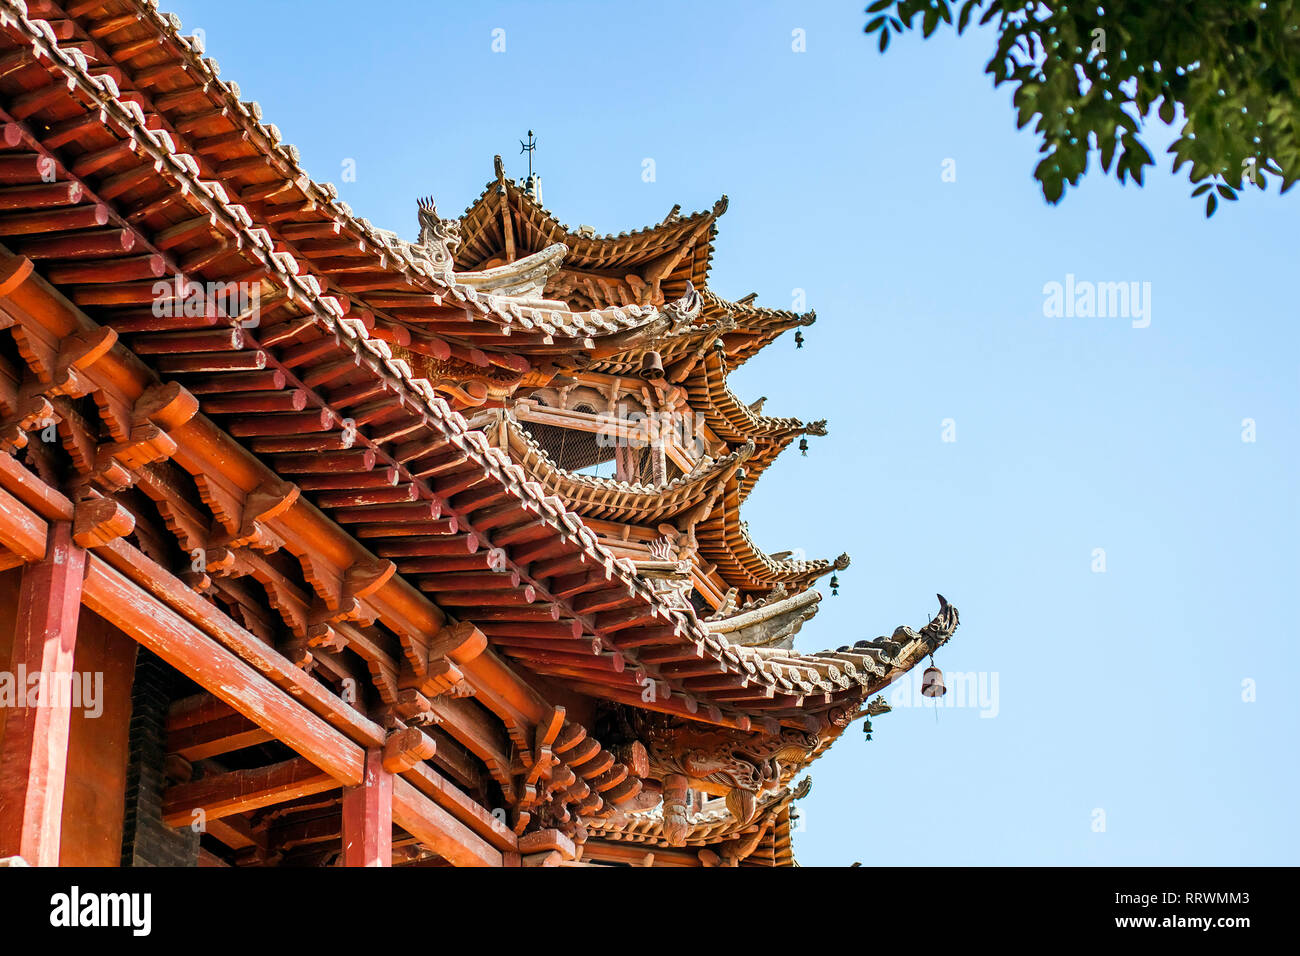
[519,130,537,179]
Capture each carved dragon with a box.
[411,196,461,279]
[628,711,819,825]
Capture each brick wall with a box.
[120,650,199,867]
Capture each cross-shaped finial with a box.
[519,130,537,178]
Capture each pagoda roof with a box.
[684,348,826,500]
[7,0,744,374]
[690,469,850,595]
[583,291,815,378]
[503,412,753,524]
[697,288,817,365]
[455,161,815,374]
[456,160,723,298]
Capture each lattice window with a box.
[524,399,675,484]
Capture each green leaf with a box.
[1100,135,1117,172]
[1043,175,1064,204]
[957,0,977,33]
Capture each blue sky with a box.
[171,0,1299,865]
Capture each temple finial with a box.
[518,130,542,204]
[519,130,537,177]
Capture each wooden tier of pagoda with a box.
[0,0,957,868]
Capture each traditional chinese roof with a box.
[702,585,822,649]
[684,347,827,499]
[0,0,961,866]
[503,412,753,524]
[688,470,850,595]
[456,159,722,303]
[454,159,816,376]
[0,0,944,729]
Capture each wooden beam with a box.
[162,757,336,827]
[81,554,367,787]
[83,554,501,864]
[342,749,392,867]
[0,484,48,562]
[391,777,501,867]
[167,709,273,761]
[95,537,384,750]
[0,522,86,866]
[582,839,702,867]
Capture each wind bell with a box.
[794,330,804,349]
[829,573,839,596]
[920,657,946,698]
[799,438,808,456]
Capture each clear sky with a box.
[170,0,1299,866]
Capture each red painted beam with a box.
[391,777,501,867]
[81,555,367,788]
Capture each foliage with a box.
[864,1,1300,215]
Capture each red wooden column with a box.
[341,748,392,866]
[0,522,87,866]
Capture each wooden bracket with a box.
[205,545,312,639]
[398,621,486,699]
[134,381,200,432]
[309,557,392,628]
[526,706,565,787]
[71,497,135,549]
[218,478,298,552]
[518,828,576,861]
[381,726,436,773]
[0,253,34,298]
[81,382,194,492]
[91,423,178,491]
[305,622,346,653]
[344,558,396,603]
[0,392,55,453]
[393,688,439,726]
[49,327,117,400]
[428,620,486,665]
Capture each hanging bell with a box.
[920,665,946,698]
[829,573,839,595]
[799,438,808,456]
[638,350,665,382]
[794,330,804,349]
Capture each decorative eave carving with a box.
[410,195,462,280]
[455,242,568,303]
[620,710,821,833]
